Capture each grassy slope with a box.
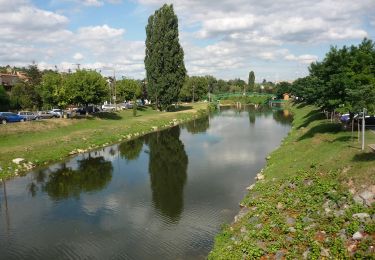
[0,103,207,179]
[209,104,375,259]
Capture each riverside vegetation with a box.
[209,103,375,259]
[0,103,207,179]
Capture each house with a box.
[0,72,29,92]
[283,93,290,100]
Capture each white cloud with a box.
[0,0,374,81]
[73,52,84,60]
[77,25,125,40]
[285,54,318,64]
[0,1,145,77]
[82,0,103,6]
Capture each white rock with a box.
[352,231,363,240]
[321,248,330,257]
[352,213,370,221]
[246,184,255,190]
[12,158,25,164]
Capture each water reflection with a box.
[248,110,256,125]
[273,109,293,125]
[28,156,113,200]
[146,127,188,222]
[184,116,210,134]
[119,139,144,161]
[0,106,293,259]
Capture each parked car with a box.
[0,112,26,124]
[37,111,54,119]
[120,102,133,110]
[49,109,63,118]
[18,111,39,121]
[76,106,101,115]
[102,104,116,112]
[354,114,375,126]
[340,114,350,123]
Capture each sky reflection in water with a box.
[0,106,292,259]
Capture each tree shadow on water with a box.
[298,123,342,141]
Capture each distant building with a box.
[0,72,29,92]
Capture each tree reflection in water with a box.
[28,155,113,200]
[119,139,144,161]
[273,109,293,125]
[184,116,209,134]
[146,127,188,222]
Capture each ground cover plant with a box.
[209,104,375,259]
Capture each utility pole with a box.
[362,108,366,151]
[73,63,81,70]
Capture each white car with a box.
[102,104,116,112]
[49,109,63,117]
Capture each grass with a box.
[0,103,208,179]
[209,103,375,259]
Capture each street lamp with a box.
[102,67,117,110]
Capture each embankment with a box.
[0,103,207,179]
[209,104,375,259]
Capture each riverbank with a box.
[209,103,375,259]
[0,103,207,179]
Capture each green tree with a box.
[64,70,107,109]
[10,82,34,109]
[248,71,255,92]
[116,78,142,102]
[291,38,375,114]
[275,81,292,99]
[179,76,208,102]
[217,79,229,93]
[0,85,10,111]
[26,64,42,87]
[145,4,186,110]
[37,71,65,109]
[206,75,218,93]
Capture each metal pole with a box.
[192,85,195,103]
[362,108,366,151]
[113,69,117,111]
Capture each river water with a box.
[0,106,292,259]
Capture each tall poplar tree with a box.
[145,4,186,110]
[248,71,255,92]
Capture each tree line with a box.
[274,38,375,115]
[0,66,144,111]
[0,63,275,112]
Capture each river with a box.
[0,106,292,259]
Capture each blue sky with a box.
[0,0,374,82]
